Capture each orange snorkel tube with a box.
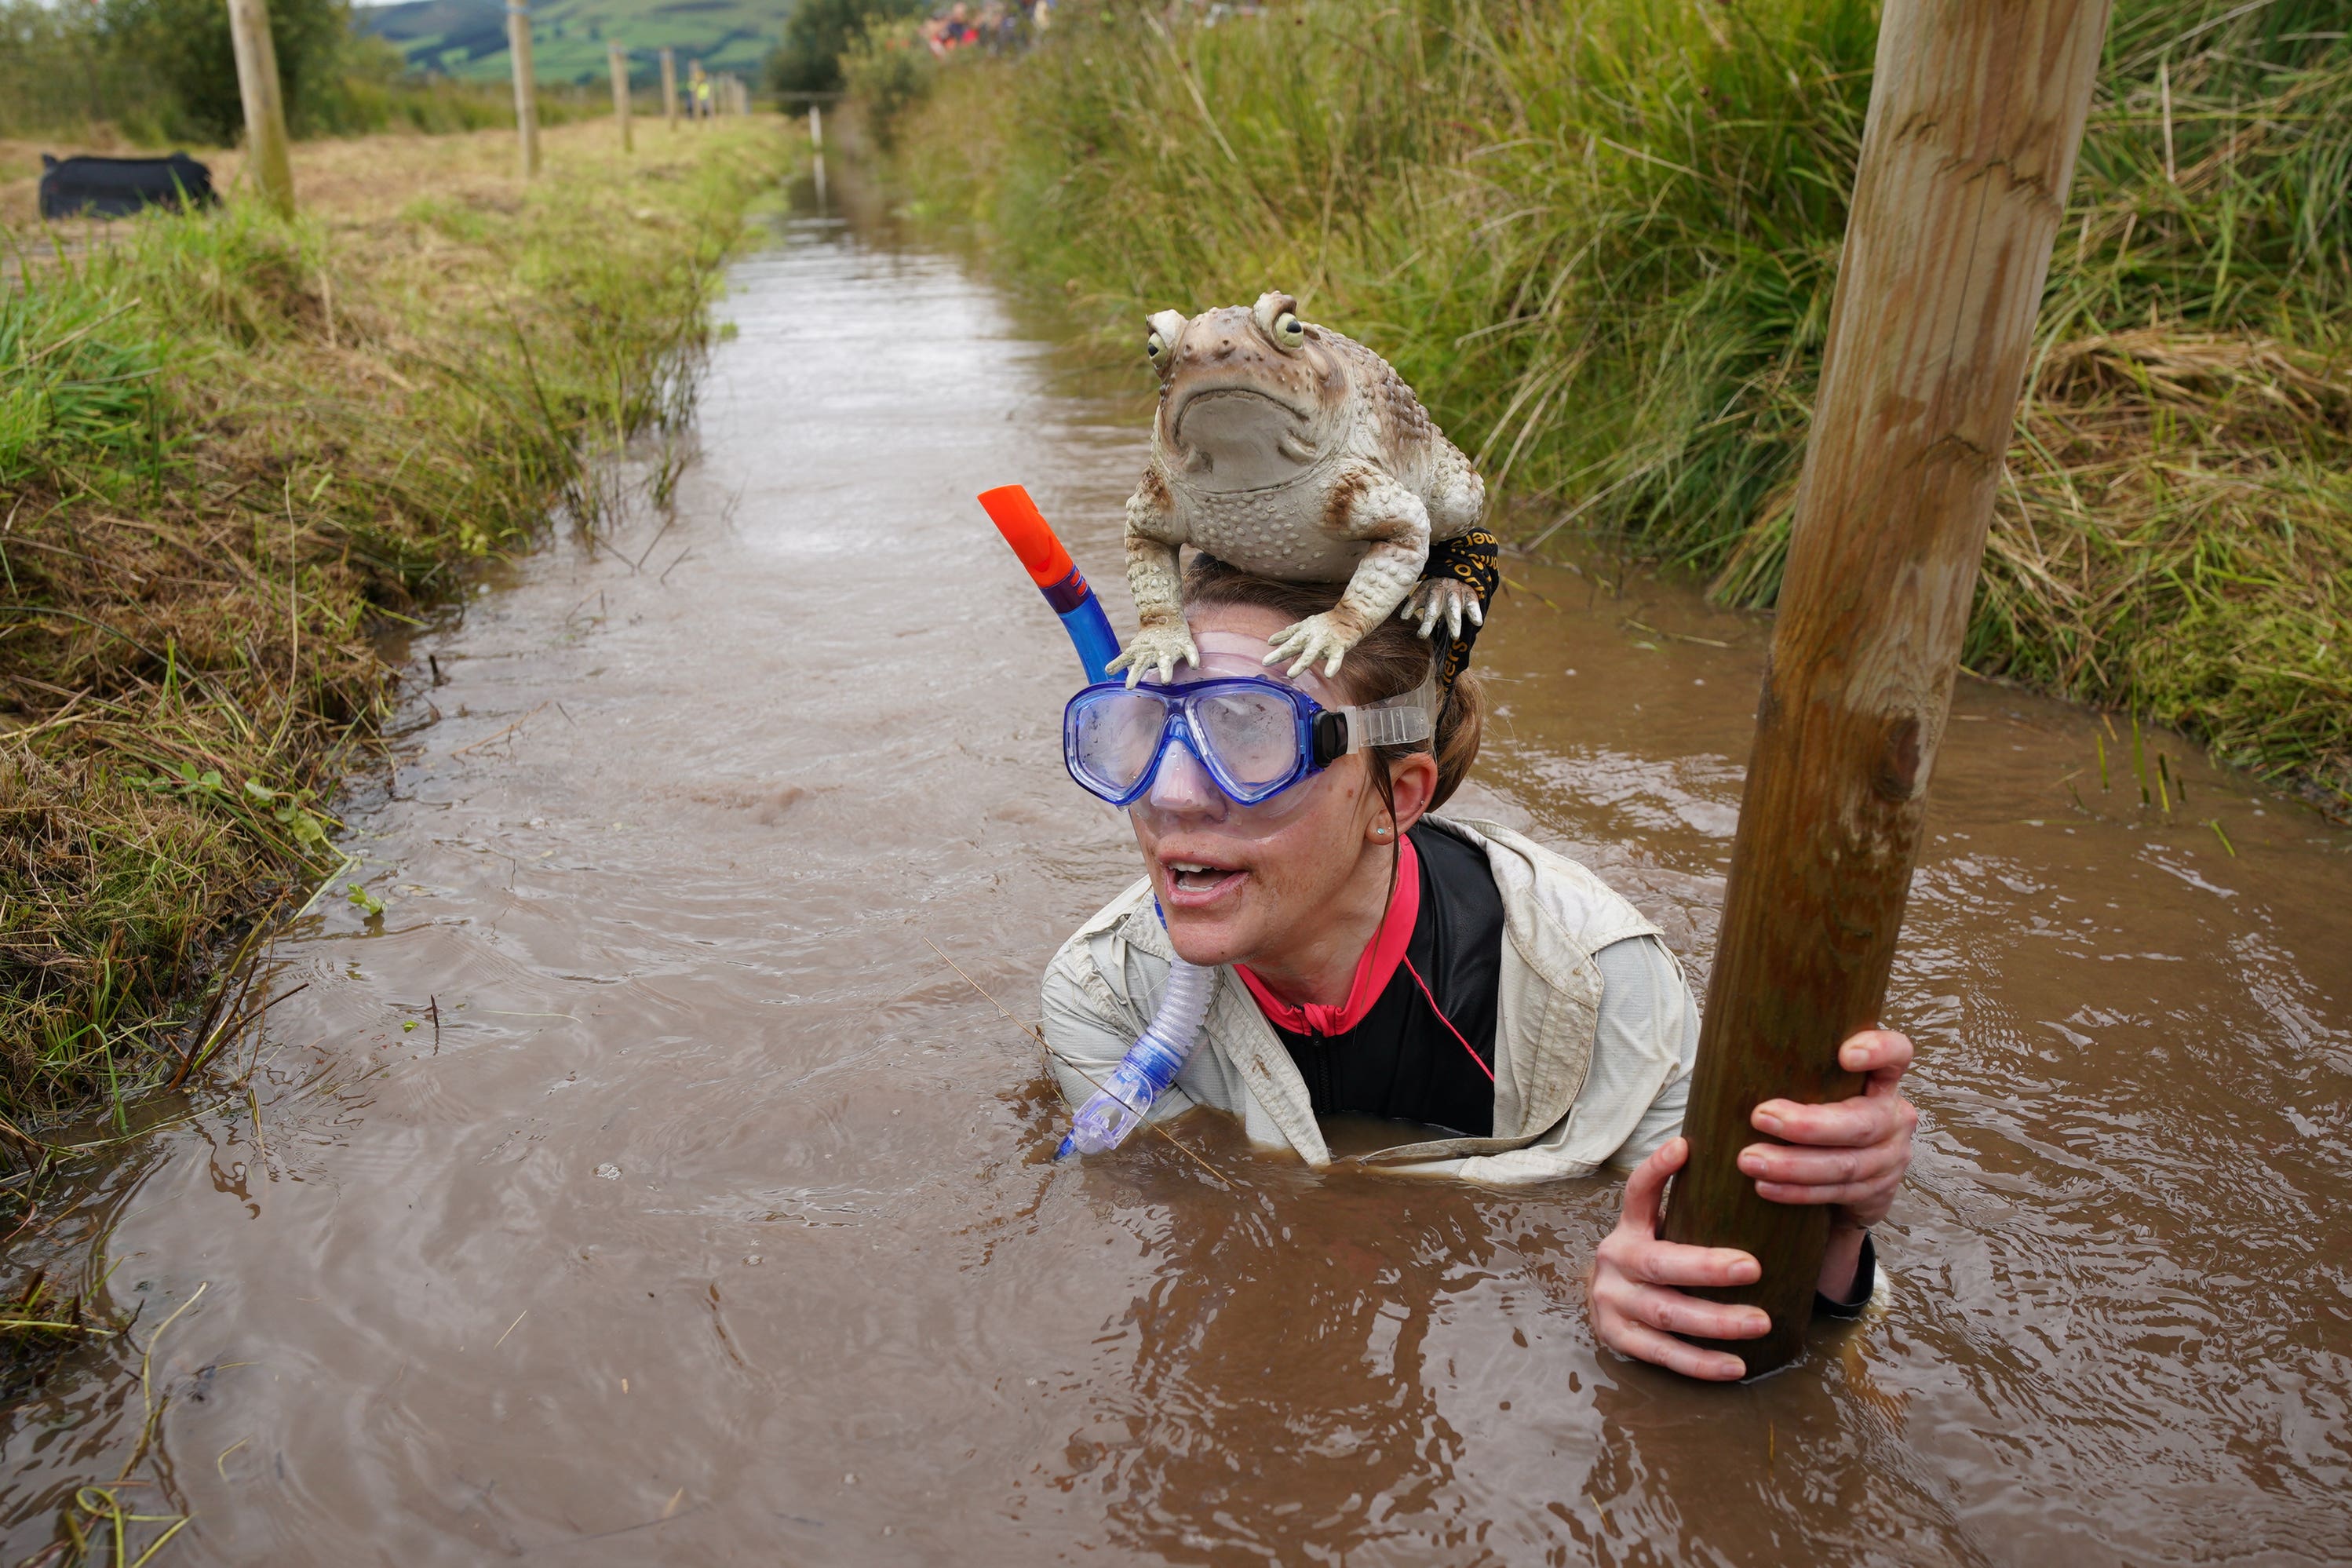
[977,485,1121,684]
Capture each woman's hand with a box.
[1739,1029,1916,1223]
[1588,1136,1767,1380]
[1740,1028,1917,1298]
[1588,1029,1919,1380]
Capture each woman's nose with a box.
[1143,735,1226,818]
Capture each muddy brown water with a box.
[6,199,2351,1566]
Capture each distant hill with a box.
[357,0,788,87]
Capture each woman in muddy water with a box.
[1043,557,1920,1380]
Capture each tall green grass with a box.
[876,0,2351,811]
[0,124,785,1148]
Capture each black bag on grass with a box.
[38,153,219,220]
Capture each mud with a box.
[4,192,2348,1566]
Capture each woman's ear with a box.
[1380,752,1442,839]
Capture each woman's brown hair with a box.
[1181,554,1487,818]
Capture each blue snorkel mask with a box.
[1063,638,1438,810]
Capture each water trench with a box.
[6,186,2351,1565]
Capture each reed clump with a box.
[0,120,784,1150]
[873,0,2352,814]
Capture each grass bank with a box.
[0,119,788,1174]
[865,0,2351,814]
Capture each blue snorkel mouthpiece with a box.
[1056,946,1215,1158]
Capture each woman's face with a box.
[1128,602,1435,971]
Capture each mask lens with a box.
[1068,688,1170,799]
[1191,685,1302,790]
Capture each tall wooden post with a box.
[1657,0,2112,1376]
[608,42,633,151]
[808,104,823,151]
[660,48,677,130]
[224,0,295,217]
[506,1,540,178]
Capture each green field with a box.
[359,0,787,87]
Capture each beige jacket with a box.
[1040,817,1699,1183]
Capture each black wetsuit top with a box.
[1271,819,1504,1138]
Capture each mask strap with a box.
[1333,662,1439,752]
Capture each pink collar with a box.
[1235,834,1420,1037]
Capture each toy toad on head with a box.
[1107,291,1492,686]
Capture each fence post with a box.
[608,42,633,152]
[506,1,539,178]
[660,47,677,131]
[809,104,823,151]
[1656,0,2113,1376]
[224,0,295,217]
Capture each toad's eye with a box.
[1274,312,1305,349]
[1146,330,1169,362]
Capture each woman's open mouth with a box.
[1163,858,1246,904]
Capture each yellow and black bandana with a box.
[1420,527,1501,692]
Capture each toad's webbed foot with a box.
[1107,622,1200,687]
[1263,612,1364,680]
[1401,577,1485,643]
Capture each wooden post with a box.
[608,42,633,151]
[224,0,295,217]
[808,104,823,151]
[506,1,539,178]
[660,48,677,130]
[1657,0,2112,1376]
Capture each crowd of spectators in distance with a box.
[910,0,1267,59]
[917,0,1049,55]
[921,0,1285,57]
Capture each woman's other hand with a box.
[1588,1030,1919,1379]
[1588,1136,1767,1381]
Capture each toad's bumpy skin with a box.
[1107,291,1487,684]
